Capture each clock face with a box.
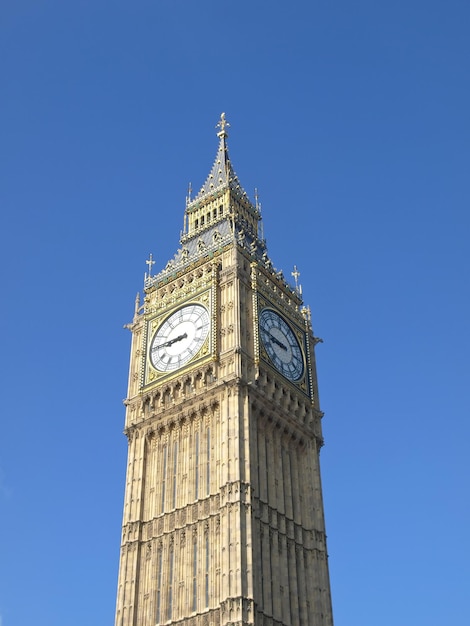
[150,304,210,372]
[259,308,304,381]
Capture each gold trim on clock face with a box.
[150,304,210,372]
[259,308,304,382]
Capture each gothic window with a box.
[167,546,174,621]
[204,368,213,385]
[194,431,199,500]
[260,528,265,605]
[172,441,178,509]
[184,378,192,396]
[161,444,168,513]
[192,536,198,612]
[155,549,163,623]
[206,426,211,496]
[205,533,210,607]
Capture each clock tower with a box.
[115,114,334,626]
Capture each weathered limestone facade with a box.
[115,115,334,626]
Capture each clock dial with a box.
[259,308,304,381]
[150,304,210,372]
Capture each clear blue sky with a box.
[1,1,469,625]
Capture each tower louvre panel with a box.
[115,115,334,626]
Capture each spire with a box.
[146,114,301,306]
[191,113,251,205]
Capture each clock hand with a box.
[166,332,188,347]
[153,332,188,350]
[267,332,288,351]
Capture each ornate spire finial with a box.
[216,112,230,138]
[145,253,155,278]
[292,265,302,295]
[254,188,259,210]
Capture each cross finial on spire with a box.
[216,112,230,138]
[146,253,155,278]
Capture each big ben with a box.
[115,114,334,626]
